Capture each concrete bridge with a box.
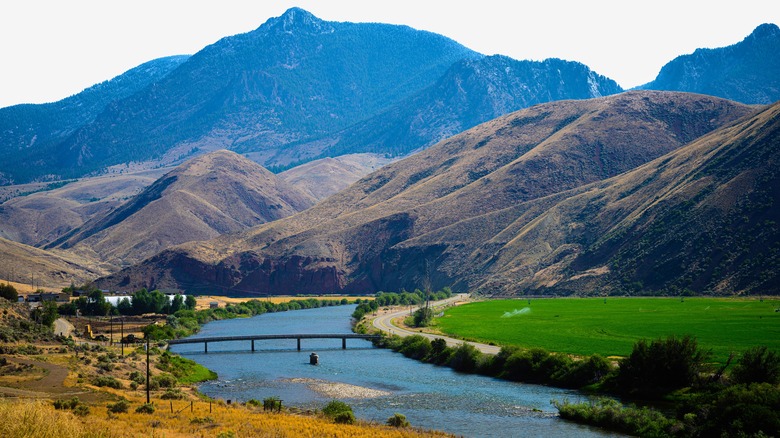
[167,333,380,353]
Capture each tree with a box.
[40,301,59,327]
[116,297,132,315]
[185,294,197,310]
[0,283,18,301]
[169,294,184,314]
[614,335,710,396]
[731,346,780,385]
[412,306,433,327]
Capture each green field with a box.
[435,297,780,363]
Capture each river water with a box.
[170,305,617,437]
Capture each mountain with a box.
[0,56,188,184]
[94,91,756,295]
[278,153,397,201]
[641,23,780,104]
[49,150,315,269]
[270,56,622,161]
[0,169,166,247]
[0,237,105,288]
[5,8,478,184]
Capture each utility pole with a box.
[146,337,150,404]
[120,318,124,357]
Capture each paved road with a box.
[371,294,501,355]
[54,318,75,337]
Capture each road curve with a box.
[371,294,501,355]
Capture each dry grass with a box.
[0,397,450,438]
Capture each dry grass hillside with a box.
[279,153,397,201]
[51,150,315,269]
[0,237,104,288]
[96,91,761,295]
[0,169,166,247]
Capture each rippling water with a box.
[171,305,619,437]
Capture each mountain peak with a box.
[261,7,334,35]
[747,23,780,40]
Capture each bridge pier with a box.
[297,338,301,351]
[251,340,255,352]
[342,337,346,349]
[205,342,208,354]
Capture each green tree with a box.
[614,335,709,396]
[185,294,197,310]
[0,283,18,301]
[412,306,433,327]
[40,301,59,327]
[731,346,780,385]
[169,294,184,313]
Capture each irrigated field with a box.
[436,298,780,363]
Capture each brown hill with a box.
[0,169,167,247]
[53,150,315,269]
[278,154,397,201]
[0,237,104,289]
[95,91,757,294]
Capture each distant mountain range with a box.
[1,8,622,185]
[639,23,780,104]
[95,91,768,296]
[2,10,780,296]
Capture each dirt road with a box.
[371,294,501,355]
[54,318,75,337]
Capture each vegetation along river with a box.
[170,305,618,437]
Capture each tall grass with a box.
[0,400,110,438]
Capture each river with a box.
[170,305,618,437]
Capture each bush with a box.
[53,397,80,410]
[730,346,780,385]
[263,396,282,411]
[93,376,123,389]
[153,373,177,388]
[73,405,90,417]
[161,388,185,400]
[135,403,155,414]
[386,413,410,427]
[128,370,145,385]
[613,335,709,396]
[322,400,352,419]
[245,399,261,408]
[333,411,356,424]
[448,343,481,373]
[107,399,130,413]
[398,335,432,360]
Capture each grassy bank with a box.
[435,297,780,363]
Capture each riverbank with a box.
[359,296,780,437]
[0,298,451,437]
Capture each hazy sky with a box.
[2,0,778,108]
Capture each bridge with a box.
[167,333,381,353]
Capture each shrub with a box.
[322,400,352,419]
[153,373,177,388]
[93,376,122,389]
[730,346,780,385]
[53,397,80,410]
[613,335,709,396]
[449,343,481,373]
[263,396,282,411]
[333,411,356,424]
[107,399,130,413]
[245,399,262,408]
[386,413,410,427]
[398,335,432,360]
[190,416,215,424]
[128,370,145,384]
[72,405,89,417]
[161,388,185,400]
[135,403,155,414]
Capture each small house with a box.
[209,301,219,309]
